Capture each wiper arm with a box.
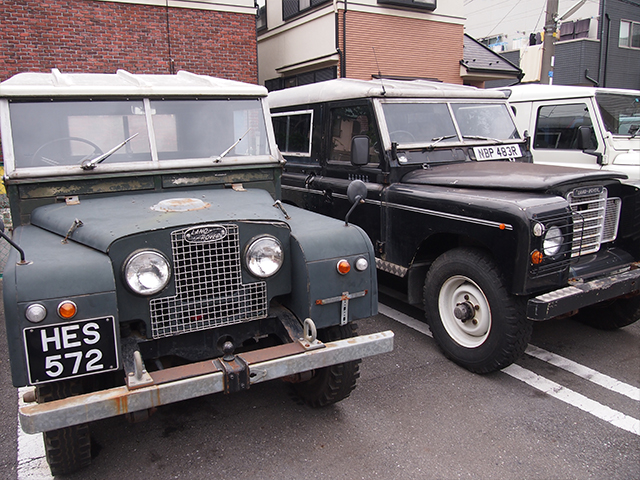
[424,134,457,151]
[81,133,139,170]
[212,129,251,163]
[462,135,504,143]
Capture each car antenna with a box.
[372,47,386,96]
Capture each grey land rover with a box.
[0,70,393,475]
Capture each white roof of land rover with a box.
[0,69,268,97]
[499,84,640,102]
[268,78,508,108]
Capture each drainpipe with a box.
[342,0,347,77]
[597,0,608,87]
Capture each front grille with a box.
[149,224,268,339]
[568,187,620,257]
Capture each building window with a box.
[264,67,337,92]
[620,20,640,49]
[377,0,436,11]
[256,0,267,31]
[282,0,330,21]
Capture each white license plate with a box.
[23,317,119,384]
[473,144,522,160]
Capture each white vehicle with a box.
[501,84,640,186]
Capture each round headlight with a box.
[124,250,171,295]
[245,236,283,278]
[543,226,563,256]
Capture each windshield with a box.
[596,92,640,136]
[9,98,270,169]
[381,101,519,146]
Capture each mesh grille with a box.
[149,224,267,339]
[602,197,621,243]
[568,188,607,257]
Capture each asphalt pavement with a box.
[1,291,639,479]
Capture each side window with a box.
[534,103,598,150]
[329,105,379,165]
[272,110,313,156]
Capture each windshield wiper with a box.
[424,135,457,151]
[462,135,505,143]
[81,133,139,170]
[212,129,251,163]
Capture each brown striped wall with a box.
[338,10,464,84]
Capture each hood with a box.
[30,188,287,253]
[401,162,627,191]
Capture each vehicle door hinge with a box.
[376,240,385,255]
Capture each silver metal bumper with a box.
[19,330,394,434]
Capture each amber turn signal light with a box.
[58,301,77,319]
[336,259,351,275]
[531,250,544,265]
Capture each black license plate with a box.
[23,317,119,384]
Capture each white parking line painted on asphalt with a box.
[379,302,640,437]
[17,387,53,480]
[503,364,640,436]
[378,303,432,337]
[525,344,640,401]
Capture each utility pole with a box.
[540,0,559,84]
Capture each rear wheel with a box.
[36,380,92,476]
[424,248,531,373]
[576,295,640,330]
[291,323,361,408]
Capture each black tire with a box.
[424,248,532,373]
[36,380,92,475]
[291,323,361,408]
[576,295,640,330]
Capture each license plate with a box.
[473,144,522,160]
[23,317,119,384]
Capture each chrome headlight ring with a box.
[123,250,171,296]
[542,225,564,257]
[245,235,284,278]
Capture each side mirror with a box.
[577,125,604,164]
[345,180,367,226]
[577,125,595,150]
[350,135,370,166]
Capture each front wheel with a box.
[291,323,361,408]
[576,295,640,330]
[424,248,531,373]
[36,380,92,475]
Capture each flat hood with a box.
[30,188,288,252]
[401,162,627,191]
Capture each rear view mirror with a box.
[351,135,370,166]
[577,125,603,164]
[345,180,367,226]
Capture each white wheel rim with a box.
[437,275,491,348]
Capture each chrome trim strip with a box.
[282,185,513,230]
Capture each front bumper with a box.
[526,263,640,321]
[19,330,394,434]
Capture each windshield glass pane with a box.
[451,103,520,140]
[150,99,270,160]
[9,100,152,169]
[382,103,458,145]
[595,92,640,135]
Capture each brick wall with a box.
[0,0,258,83]
[338,10,464,84]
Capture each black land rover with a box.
[269,78,640,374]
